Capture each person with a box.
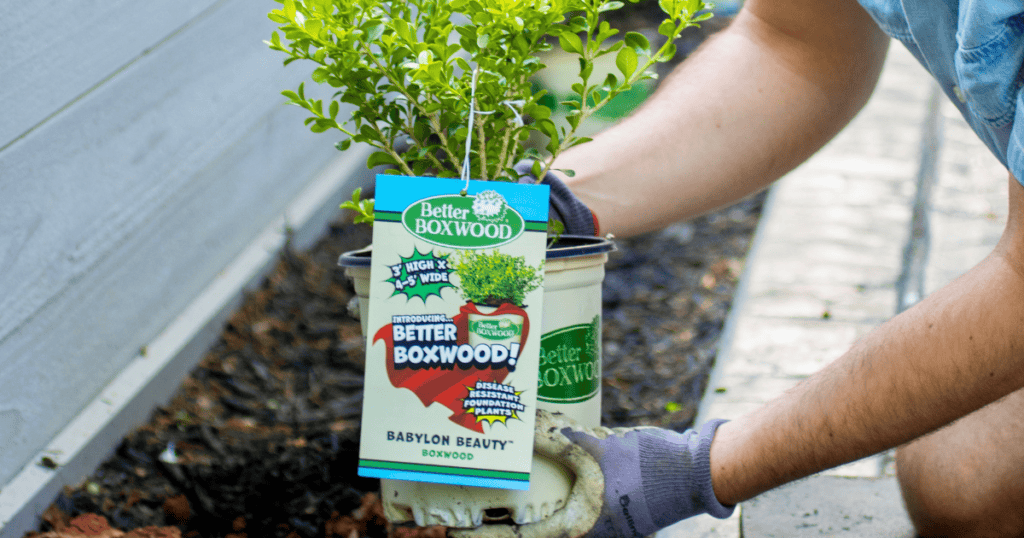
[490,0,1024,536]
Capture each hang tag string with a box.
[460,68,525,195]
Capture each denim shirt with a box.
[858,0,1024,185]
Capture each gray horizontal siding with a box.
[0,0,359,485]
[0,0,219,151]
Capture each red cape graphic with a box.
[372,302,529,433]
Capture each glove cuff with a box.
[639,419,735,528]
[693,419,736,519]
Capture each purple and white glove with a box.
[562,417,735,537]
[450,411,734,538]
[514,159,600,236]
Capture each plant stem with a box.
[370,122,416,176]
[497,121,514,176]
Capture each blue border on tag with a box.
[358,467,530,491]
[373,175,550,223]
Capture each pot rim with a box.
[336,235,614,267]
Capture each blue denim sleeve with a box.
[860,0,1024,187]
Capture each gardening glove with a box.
[514,159,600,236]
[450,410,734,538]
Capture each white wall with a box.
[0,0,361,486]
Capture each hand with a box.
[450,411,734,538]
[514,160,600,236]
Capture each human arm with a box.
[709,175,1024,504]
[554,0,891,237]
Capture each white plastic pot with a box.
[338,235,613,527]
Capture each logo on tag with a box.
[402,191,526,249]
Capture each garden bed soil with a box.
[25,189,764,538]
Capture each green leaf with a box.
[658,19,677,37]
[569,16,588,32]
[595,21,618,45]
[566,113,580,129]
[624,31,650,54]
[413,121,431,142]
[393,18,413,42]
[602,72,619,89]
[283,0,296,20]
[336,139,352,151]
[304,18,323,36]
[311,67,329,84]
[455,25,476,41]
[329,100,339,119]
[599,40,624,56]
[340,188,375,224]
[310,119,331,133]
[657,43,677,62]
[536,119,558,138]
[477,33,490,49]
[367,151,401,168]
[597,1,625,13]
[545,136,559,155]
[579,58,593,81]
[365,22,385,41]
[525,103,551,121]
[558,32,583,55]
[616,46,638,79]
[547,217,565,237]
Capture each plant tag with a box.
[357,174,549,490]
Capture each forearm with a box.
[709,177,1024,504]
[555,0,889,237]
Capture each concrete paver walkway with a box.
[655,42,1010,537]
